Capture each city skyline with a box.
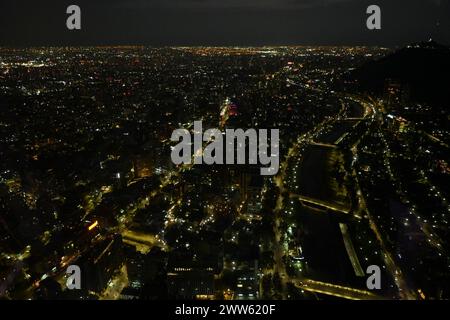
[1,43,449,301]
[1,1,449,305]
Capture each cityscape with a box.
[1,42,449,301]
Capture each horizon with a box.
[1,40,447,50]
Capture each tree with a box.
[273,272,283,292]
[261,274,273,299]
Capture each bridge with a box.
[293,278,383,300]
[290,194,351,215]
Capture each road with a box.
[269,93,413,300]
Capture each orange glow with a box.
[418,289,426,300]
[88,221,99,231]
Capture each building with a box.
[167,250,221,299]
[235,261,260,300]
[76,234,124,294]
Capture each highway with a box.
[270,93,404,300]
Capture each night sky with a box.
[0,0,449,47]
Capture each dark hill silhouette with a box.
[347,40,450,107]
